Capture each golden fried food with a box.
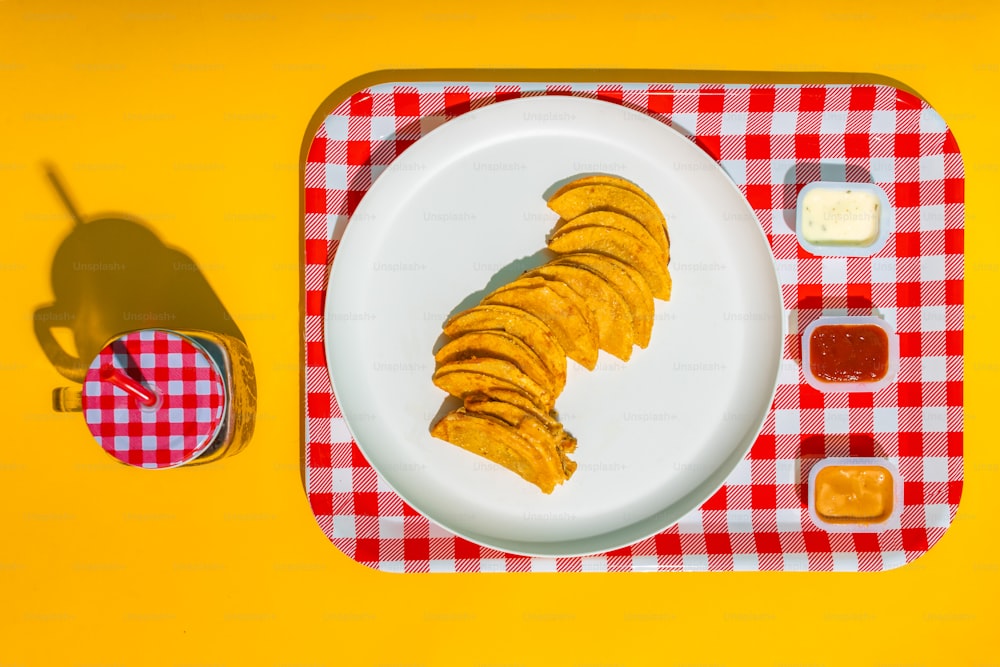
[433,357,554,410]
[553,210,667,269]
[553,252,655,348]
[463,385,550,416]
[430,173,673,493]
[434,330,561,398]
[547,182,670,258]
[462,396,577,474]
[430,410,570,494]
[525,262,635,361]
[550,174,659,210]
[483,276,599,370]
[548,224,673,300]
[491,275,601,339]
[463,392,574,453]
[442,305,567,392]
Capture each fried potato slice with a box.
[553,211,667,269]
[525,262,635,361]
[547,183,670,258]
[462,397,577,476]
[433,357,554,410]
[548,225,673,300]
[482,276,599,370]
[430,410,571,494]
[550,174,658,210]
[552,252,655,348]
[442,305,567,393]
[434,330,561,397]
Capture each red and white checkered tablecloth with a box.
[302,82,964,572]
[82,329,227,469]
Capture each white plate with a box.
[324,96,783,557]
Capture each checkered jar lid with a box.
[81,329,227,469]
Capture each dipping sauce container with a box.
[796,181,892,256]
[801,316,898,393]
[807,457,902,532]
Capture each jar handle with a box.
[34,304,88,383]
[52,386,83,412]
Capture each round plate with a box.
[324,96,783,557]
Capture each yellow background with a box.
[1,0,995,665]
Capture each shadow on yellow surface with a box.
[35,166,260,462]
[34,165,249,385]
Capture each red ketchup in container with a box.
[809,323,890,383]
[801,316,898,393]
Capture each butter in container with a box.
[807,457,902,532]
[795,181,892,256]
[801,316,899,393]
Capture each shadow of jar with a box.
[35,170,256,463]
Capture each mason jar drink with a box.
[54,328,256,468]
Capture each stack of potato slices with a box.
[431,175,672,493]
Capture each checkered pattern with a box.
[82,330,226,469]
[303,83,964,572]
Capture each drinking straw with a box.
[99,364,159,408]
